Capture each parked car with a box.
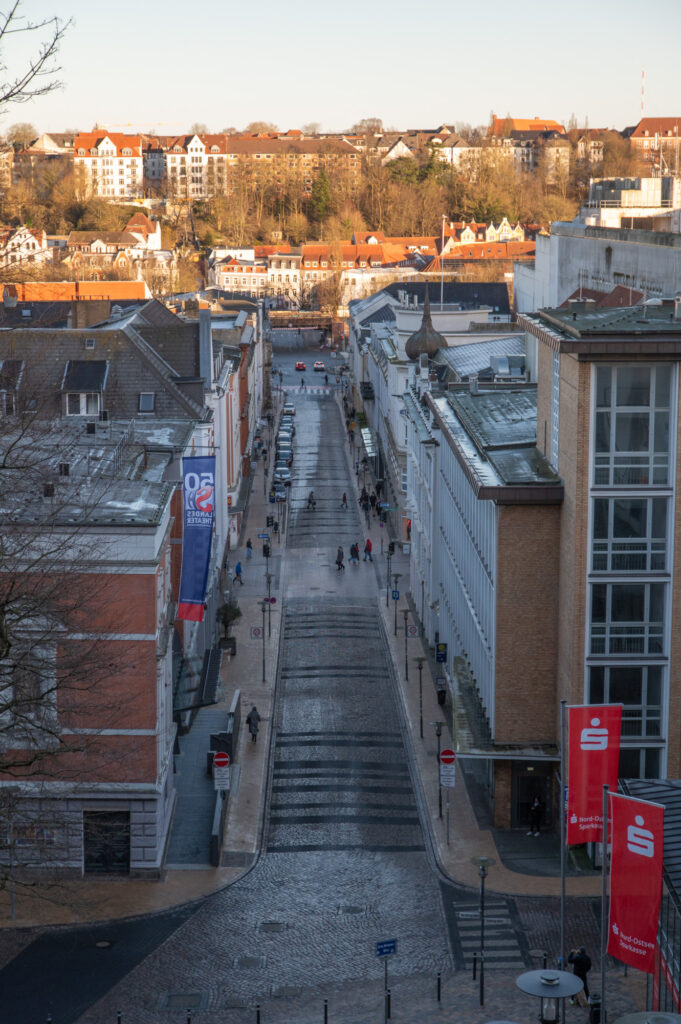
[280,418,295,435]
[277,430,292,445]
[273,483,287,502]
[295,362,306,371]
[273,466,292,485]
[313,361,325,371]
[277,447,293,466]
[283,403,296,416]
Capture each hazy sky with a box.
[5,0,681,136]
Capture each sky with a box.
[4,0,681,137]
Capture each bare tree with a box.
[5,120,37,148]
[0,2,71,113]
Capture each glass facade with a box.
[588,363,675,779]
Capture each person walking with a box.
[246,706,261,743]
[568,947,592,1003]
[349,542,359,565]
[340,492,348,510]
[336,545,345,571]
[234,561,244,584]
[359,487,368,505]
[246,538,253,560]
[301,377,305,389]
[307,490,316,510]
[527,796,542,836]
[369,492,377,516]
[363,538,373,562]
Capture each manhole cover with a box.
[271,985,302,998]
[94,940,114,949]
[166,994,204,1010]
[338,905,364,915]
[260,921,285,933]
[234,956,266,969]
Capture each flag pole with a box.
[560,700,566,970]
[601,784,609,1023]
[560,699,567,1024]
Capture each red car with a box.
[295,361,306,371]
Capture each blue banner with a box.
[177,456,215,622]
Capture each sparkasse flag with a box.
[607,792,664,974]
[567,705,622,845]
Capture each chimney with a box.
[71,300,110,329]
[199,307,212,388]
[470,374,479,395]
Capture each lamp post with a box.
[471,855,496,1007]
[392,573,401,636]
[258,599,267,683]
[386,550,391,608]
[265,572,273,637]
[414,657,425,739]
[403,608,409,682]
[431,720,444,817]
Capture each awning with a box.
[360,427,377,458]
[447,660,559,762]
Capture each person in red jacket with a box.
[363,538,373,562]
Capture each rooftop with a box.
[1,418,194,527]
[536,302,681,337]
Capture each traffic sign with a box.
[435,642,448,663]
[440,749,456,788]
[407,625,418,637]
[264,597,277,604]
[257,532,270,540]
[376,939,397,957]
[213,751,231,790]
[392,590,399,601]
[251,626,263,639]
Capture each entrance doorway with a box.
[511,763,554,831]
[83,810,130,874]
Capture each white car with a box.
[273,466,292,485]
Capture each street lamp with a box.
[392,573,401,636]
[431,720,444,818]
[403,608,409,682]
[258,599,267,683]
[265,572,273,637]
[471,855,496,1007]
[414,657,425,739]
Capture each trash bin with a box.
[437,686,447,706]
[588,994,601,1024]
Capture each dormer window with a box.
[78,148,85,155]
[122,148,131,156]
[210,146,219,153]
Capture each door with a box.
[511,763,553,831]
[83,811,130,874]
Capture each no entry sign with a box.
[440,749,456,788]
[213,751,230,768]
[213,750,231,790]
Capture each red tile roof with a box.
[631,117,681,139]
[488,115,566,137]
[73,131,143,156]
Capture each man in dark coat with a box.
[568,946,591,1002]
[246,706,261,743]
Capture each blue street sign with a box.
[435,642,448,663]
[257,533,270,540]
[392,590,399,601]
[376,939,397,957]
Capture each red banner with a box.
[567,705,622,845]
[608,793,664,973]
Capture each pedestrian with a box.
[246,706,261,743]
[307,490,316,510]
[340,492,348,509]
[301,377,305,389]
[246,538,253,560]
[363,538,373,562]
[568,947,591,1004]
[234,561,244,584]
[376,481,383,499]
[370,492,377,516]
[349,542,359,565]
[527,795,542,836]
[360,487,368,504]
[324,374,329,385]
[336,545,345,571]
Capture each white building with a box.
[73,131,144,199]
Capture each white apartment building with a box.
[73,132,143,198]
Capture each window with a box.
[0,644,57,741]
[590,581,665,655]
[594,365,672,486]
[66,392,99,416]
[592,496,668,572]
[589,665,662,739]
[139,392,155,413]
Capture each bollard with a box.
[543,953,547,969]
[117,1014,122,1024]
[256,1002,261,1024]
[324,997,328,1024]
[386,988,391,1020]
[437,972,441,1003]
[473,952,477,979]
[186,1011,192,1024]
